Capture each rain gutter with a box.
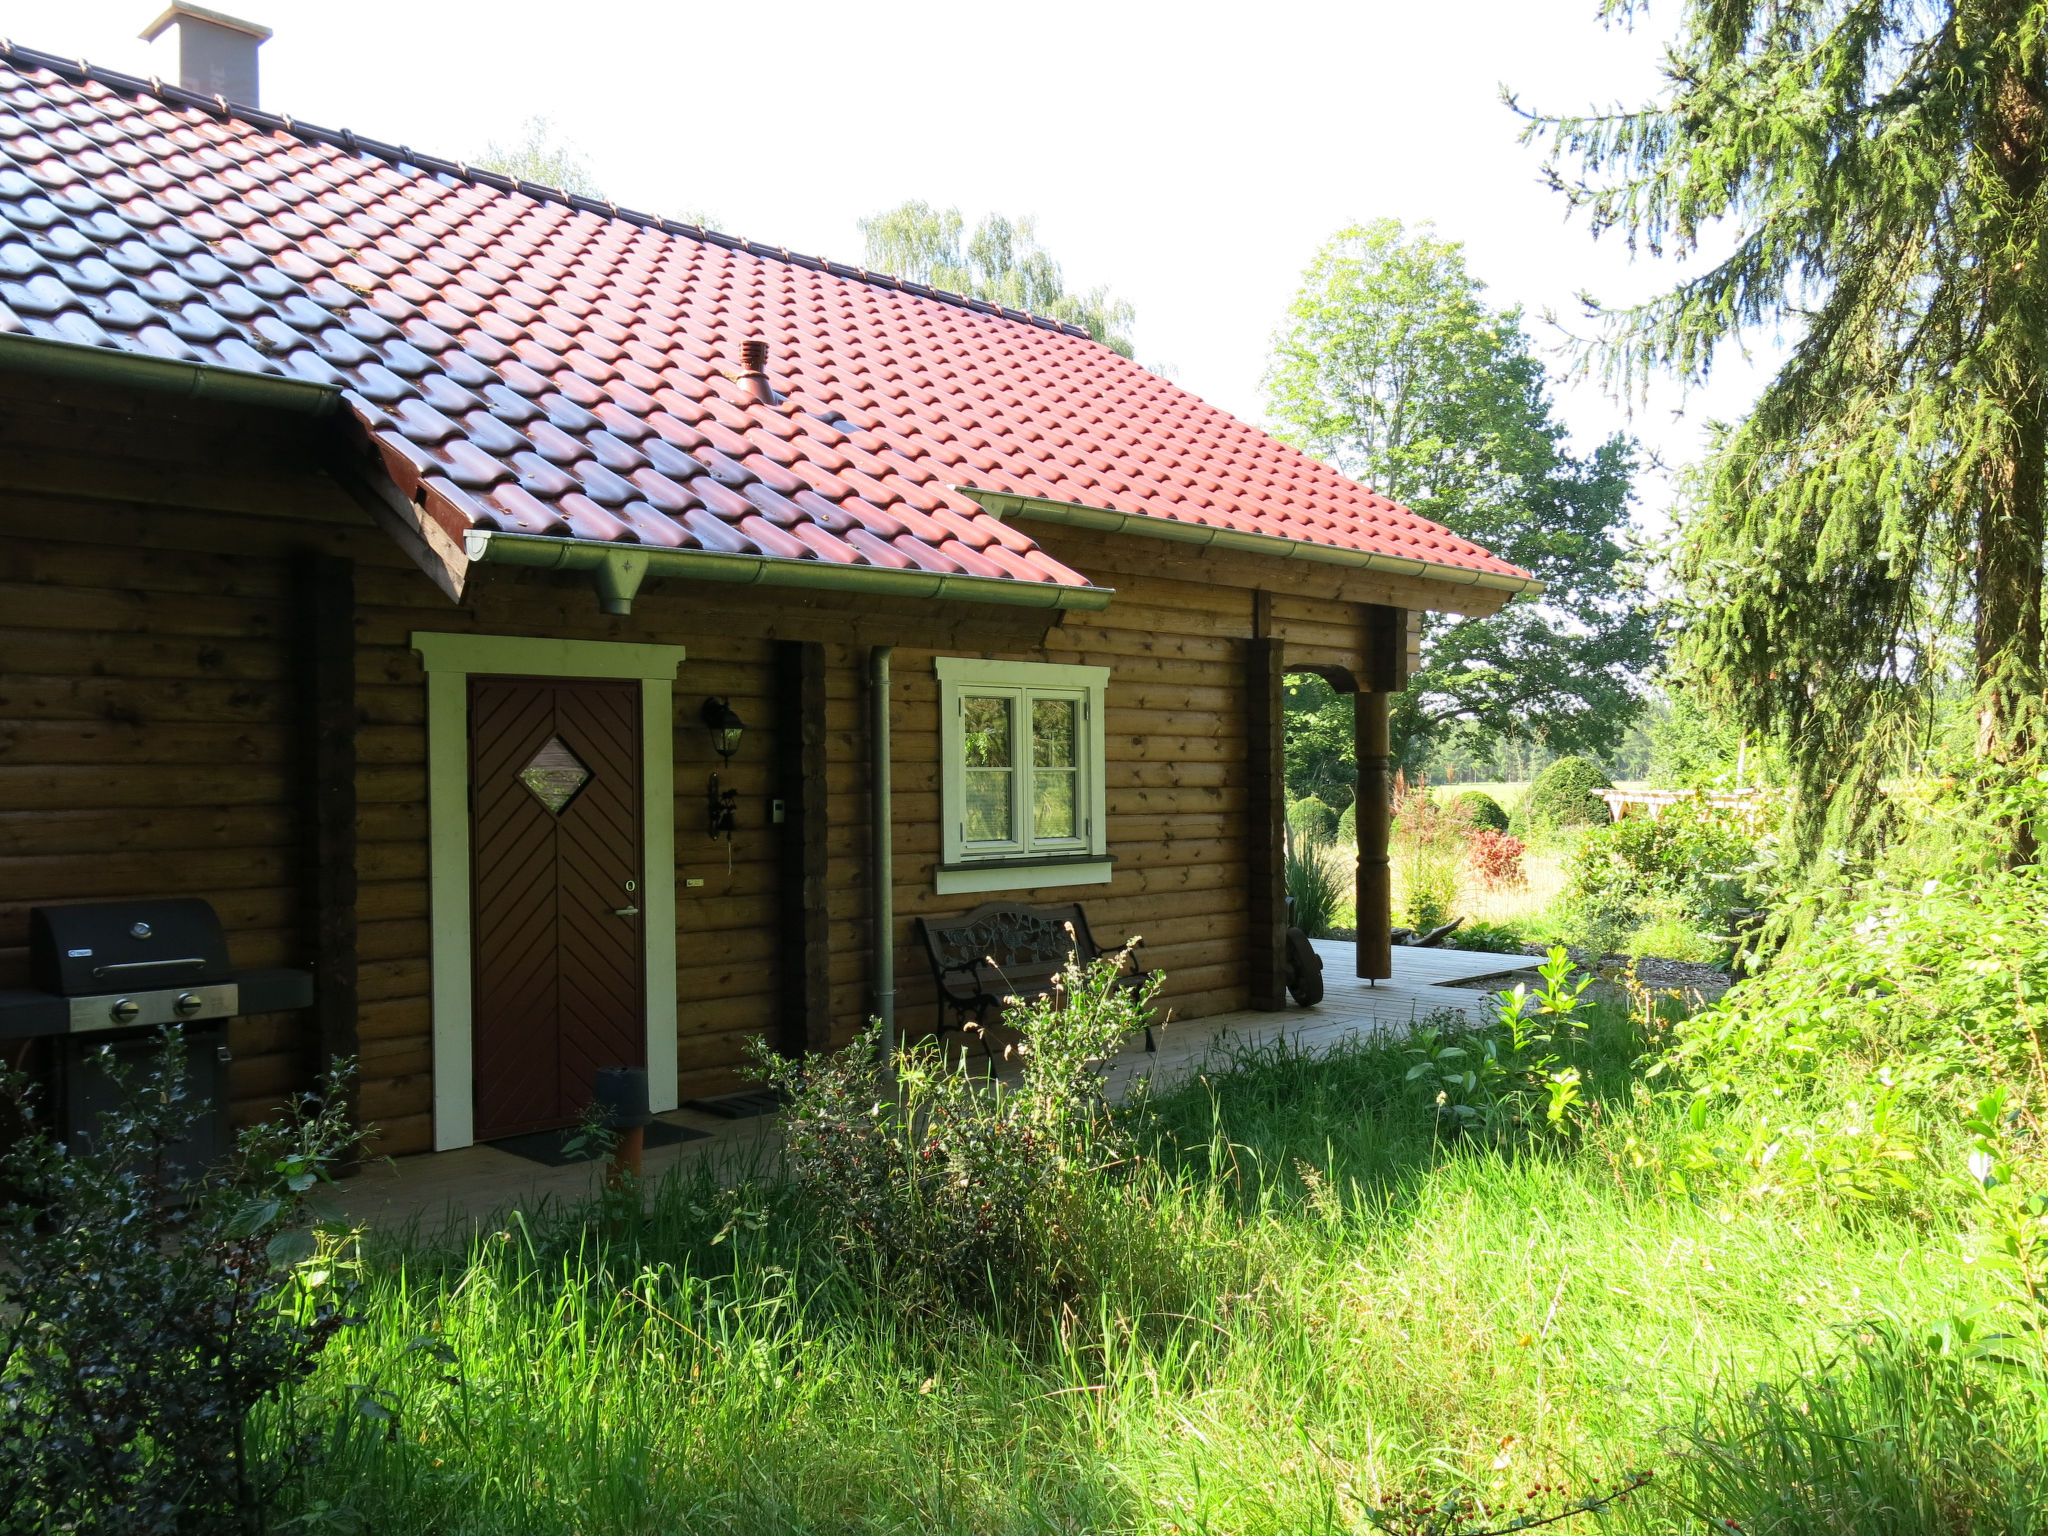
[962,488,1545,597]
[464,530,1116,616]
[0,332,341,415]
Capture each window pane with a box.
[963,696,1012,767]
[1032,697,1076,767]
[1034,768,1076,840]
[965,770,1013,842]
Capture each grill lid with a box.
[30,898,232,996]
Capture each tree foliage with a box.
[477,118,717,229]
[859,202,1136,357]
[477,116,604,198]
[1524,0,2048,871]
[1265,221,1657,764]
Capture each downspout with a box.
[870,646,896,1061]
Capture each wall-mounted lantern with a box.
[701,697,745,761]
[702,697,743,841]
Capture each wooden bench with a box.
[914,900,1156,1053]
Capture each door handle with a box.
[612,905,640,917]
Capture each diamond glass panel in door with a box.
[961,695,1014,842]
[1031,697,1078,839]
[518,735,593,815]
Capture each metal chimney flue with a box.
[140,4,271,107]
[737,339,776,406]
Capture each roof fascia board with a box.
[464,531,1115,615]
[0,331,340,415]
[963,487,1545,598]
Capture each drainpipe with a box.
[870,646,895,1061]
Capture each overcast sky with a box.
[13,0,1773,527]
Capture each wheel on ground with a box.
[1284,926,1325,1007]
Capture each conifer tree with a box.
[1524,1,2048,867]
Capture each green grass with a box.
[270,1007,2041,1534]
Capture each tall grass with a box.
[271,1006,2041,1534]
[1285,832,1347,937]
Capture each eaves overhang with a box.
[465,530,1116,616]
[963,488,1545,598]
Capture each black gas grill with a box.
[2,898,310,1039]
[1,898,314,1179]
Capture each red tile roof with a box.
[0,43,1534,596]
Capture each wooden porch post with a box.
[773,640,832,1055]
[1356,604,1407,981]
[298,554,359,1146]
[1245,635,1288,1010]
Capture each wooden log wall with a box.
[0,376,1503,1158]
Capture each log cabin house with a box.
[0,25,1537,1157]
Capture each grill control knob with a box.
[110,998,140,1024]
[173,992,204,1019]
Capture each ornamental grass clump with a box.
[1394,778,1467,930]
[756,944,1165,1327]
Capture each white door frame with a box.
[412,632,685,1150]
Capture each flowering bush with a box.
[1465,828,1527,891]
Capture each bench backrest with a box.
[917,900,1104,996]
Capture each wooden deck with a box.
[327,941,1537,1233]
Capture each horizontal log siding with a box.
[0,491,325,1133]
[0,388,1429,1156]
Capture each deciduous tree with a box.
[860,202,1136,357]
[1266,221,1656,766]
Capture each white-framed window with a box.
[936,657,1110,895]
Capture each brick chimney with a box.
[140,5,271,107]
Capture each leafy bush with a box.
[1676,861,2048,1102]
[1402,948,1596,1140]
[1521,755,1613,834]
[1337,799,1356,845]
[0,1032,361,1534]
[1450,790,1509,832]
[1463,827,1526,891]
[1393,779,1465,930]
[1286,796,1339,847]
[1448,918,1526,952]
[1287,835,1348,937]
[1562,799,1753,932]
[755,950,1164,1325]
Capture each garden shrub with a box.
[1676,860,2048,1103]
[1337,799,1356,844]
[756,949,1165,1325]
[1451,789,1509,833]
[1561,799,1753,938]
[0,1032,361,1535]
[1464,827,1526,891]
[1521,755,1614,834]
[1286,796,1339,847]
[1448,918,1526,952]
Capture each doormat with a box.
[488,1119,707,1168]
[682,1088,787,1120]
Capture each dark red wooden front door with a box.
[469,677,644,1140]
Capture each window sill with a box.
[934,856,1114,897]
